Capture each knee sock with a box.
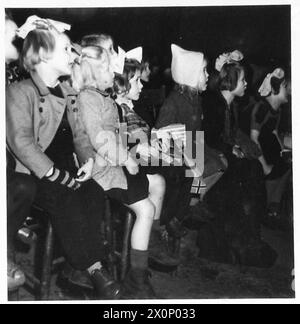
[130,249,149,270]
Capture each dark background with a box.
[9,6,291,68]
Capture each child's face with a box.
[100,38,118,60]
[47,33,75,77]
[96,51,115,91]
[141,62,151,82]
[5,19,19,63]
[196,60,209,92]
[125,70,143,101]
[276,81,289,105]
[232,70,247,97]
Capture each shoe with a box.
[149,229,180,272]
[122,268,156,299]
[58,262,94,290]
[166,218,187,238]
[7,260,25,291]
[184,201,215,229]
[90,268,121,300]
[262,212,289,231]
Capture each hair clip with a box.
[215,50,244,72]
[16,15,71,39]
[111,46,143,74]
[258,68,285,97]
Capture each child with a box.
[112,54,180,269]
[155,44,210,236]
[251,68,291,224]
[72,45,158,299]
[208,50,244,92]
[81,33,118,61]
[202,62,269,263]
[6,17,120,299]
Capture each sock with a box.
[130,249,149,270]
[152,219,161,231]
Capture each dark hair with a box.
[218,62,245,91]
[270,76,286,95]
[113,59,142,96]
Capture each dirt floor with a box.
[11,222,295,301]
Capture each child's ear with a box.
[39,47,49,63]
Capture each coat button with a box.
[40,97,45,103]
[73,108,78,112]
[71,99,76,104]
[39,107,43,113]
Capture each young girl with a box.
[81,33,118,61]
[72,45,159,299]
[202,62,267,258]
[6,17,120,299]
[155,44,211,237]
[251,68,291,223]
[112,56,181,269]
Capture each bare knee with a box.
[148,174,166,195]
[131,199,156,221]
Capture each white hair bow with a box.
[16,15,71,39]
[112,46,143,74]
[258,68,285,97]
[215,50,244,72]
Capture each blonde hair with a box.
[21,26,61,71]
[71,45,108,91]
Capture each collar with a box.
[115,97,134,110]
[82,86,110,97]
[30,72,78,97]
[263,98,280,115]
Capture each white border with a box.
[1,0,299,305]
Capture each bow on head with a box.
[258,68,285,97]
[215,50,244,72]
[16,15,71,39]
[112,46,143,74]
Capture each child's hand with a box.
[76,158,94,182]
[137,143,152,159]
[263,164,273,176]
[124,157,139,175]
[232,145,245,159]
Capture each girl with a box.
[81,33,118,61]
[155,44,212,237]
[202,62,268,263]
[72,45,158,299]
[112,56,180,269]
[6,17,120,299]
[251,68,291,224]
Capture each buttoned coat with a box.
[78,87,128,191]
[6,72,95,178]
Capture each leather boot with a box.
[122,268,156,299]
[90,268,121,300]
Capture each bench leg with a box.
[40,221,54,300]
[120,211,134,281]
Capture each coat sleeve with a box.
[78,91,129,166]
[155,96,177,129]
[6,84,54,178]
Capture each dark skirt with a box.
[106,167,149,206]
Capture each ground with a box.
[11,223,294,301]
